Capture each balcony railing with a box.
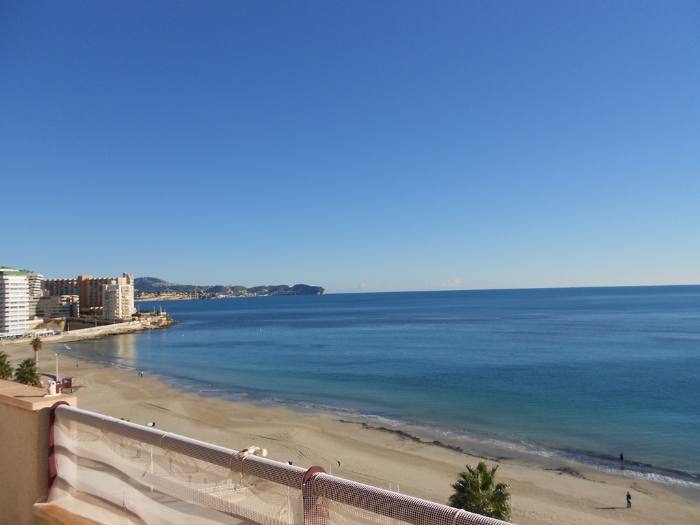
[43,403,511,525]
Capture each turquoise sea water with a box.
[58,286,700,489]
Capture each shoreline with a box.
[11,334,700,495]
[168,375,700,494]
[144,361,700,493]
[333,419,700,499]
[3,343,699,524]
[10,331,700,497]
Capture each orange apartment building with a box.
[43,273,134,315]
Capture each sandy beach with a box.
[3,343,698,525]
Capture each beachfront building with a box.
[78,274,114,312]
[0,267,30,335]
[44,273,135,316]
[27,272,44,318]
[36,294,80,319]
[43,277,79,297]
[102,277,136,322]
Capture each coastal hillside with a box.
[135,277,324,298]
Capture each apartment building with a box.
[27,272,44,318]
[78,274,113,311]
[36,295,80,319]
[44,277,79,297]
[44,273,134,315]
[0,267,30,335]
[102,278,135,322]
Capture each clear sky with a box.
[1,1,699,292]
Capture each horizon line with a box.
[133,280,700,297]
[328,282,700,295]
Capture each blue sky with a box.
[1,1,699,292]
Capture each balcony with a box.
[0,380,510,525]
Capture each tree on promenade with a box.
[0,351,13,380]
[15,358,41,386]
[448,462,511,522]
[31,336,42,364]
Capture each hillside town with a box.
[0,267,171,340]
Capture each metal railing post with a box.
[48,401,71,489]
[302,466,328,525]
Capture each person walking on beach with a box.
[626,491,632,508]
[620,452,624,469]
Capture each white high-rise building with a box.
[27,272,44,318]
[102,276,135,322]
[0,268,30,335]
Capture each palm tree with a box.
[15,358,41,386]
[0,351,13,380]
[31,336,42,364]
[448,462,511,522]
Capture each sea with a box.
[55,286,700,495]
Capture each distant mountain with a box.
[134,277,324,296]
